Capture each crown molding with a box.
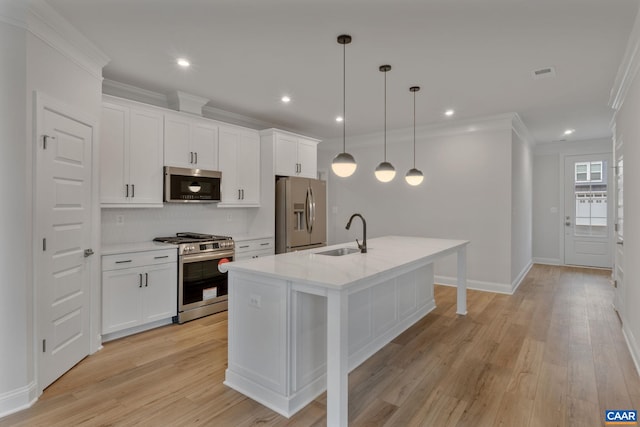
[25,0,109,80]
[610,6,640,111]
[103,78,277,130]
[0,2,28,28]
[102,79,168,107]
[511,113,535,148]
[319,113,521,150]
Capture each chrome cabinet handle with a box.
[126,184,129,197]
[190,152,194,163]
[115,259,132,264]
[260,242,270,246]
[194,152,198,164]
[131,184,135,198]
[145,272,148,287]
[139,273,143,288]
[154,255,169,259]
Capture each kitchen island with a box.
[219,235,469,426]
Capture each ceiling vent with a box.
[532,66,556,80]
[168,91,209,116]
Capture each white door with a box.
[614,150,624,315]
[564,154,612,268]
[36,102,93,390]
[237,131,260,204]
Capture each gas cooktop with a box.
[153,232,233,245]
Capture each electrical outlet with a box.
[249,294,261,308]
[116,215,124,225]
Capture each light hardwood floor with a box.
[2,265,639,426]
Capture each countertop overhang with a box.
[220,235,469,289]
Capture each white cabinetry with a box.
[102,248,177,340]
[100,97,164,207]
[265,130,319,178]
[164,112,219,170]
[218,125,261,207]
[234,237,274,260]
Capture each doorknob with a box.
[84,249,94,257]
[565,221,571,226]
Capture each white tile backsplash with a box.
[101,204,256,244]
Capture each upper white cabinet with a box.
[101,96,164,208]
[218,125,261,207]
[268,130,319,178]
[164,112,219,170]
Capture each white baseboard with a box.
[0,381,37,419]
[532,257,561,265]
[511,261,533,294]
[435,275,513,294]
[622,324,640,377]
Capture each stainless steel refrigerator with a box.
[276,176,327,253]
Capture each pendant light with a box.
[331,34,357,178]
[405,86,424,186]
[375,65,396,183]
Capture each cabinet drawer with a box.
[103,249,177,271]
[235,238,274,253]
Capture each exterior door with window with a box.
[613,145,624,316]
[564,154,612,268]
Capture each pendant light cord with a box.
[384,70,387,162]
[413,90,416,168]
[342,41,346,153]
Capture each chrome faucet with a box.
[346,213,367,253]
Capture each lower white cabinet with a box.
[234,237,274,260]
[102,248,177,338]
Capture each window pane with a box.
[591,162,602,172]
[576,172,588,181]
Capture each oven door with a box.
[179,250,234,312]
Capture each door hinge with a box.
[615,223,619,232]
[43,134,55,150]
[613,280,618,288]
[42,339,46,353]
[42,238,46,251]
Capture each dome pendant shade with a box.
[332,152,357,177]
[375,161,396,183]
[405,168,424,186]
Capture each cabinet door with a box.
[297,138,318,179]
[190,120,218,170]
[218,125,240,203]
[100,103,129,204]
[102,268,143,334]
[129,108,164,205]
[164,115,192,168]
[275,133,298,176]
[237,131,261,204]
[142,262,177,323]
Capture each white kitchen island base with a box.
[221,236,469,426]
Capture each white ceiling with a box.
[46,0,638,144]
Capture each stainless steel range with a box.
[153,232,234,323]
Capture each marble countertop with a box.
[220,235,469,289]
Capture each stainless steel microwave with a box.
[164,166,222,203]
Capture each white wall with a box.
[319,120,519,292]
[0,12,30,417]
[612,14,640,373]
[0,1,105,417]
[510,130,533,285]
[532,139,612,265]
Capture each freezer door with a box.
[278,176,311,250]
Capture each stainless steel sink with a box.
[317,247,361,256]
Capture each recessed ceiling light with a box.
[176,58,190,68]
[445,109,455,117]
[564,129,575,135]
[281,96,291,103]
[336,116,343,122]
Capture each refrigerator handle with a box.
[309,186,315,233]
[305,188,312,233]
